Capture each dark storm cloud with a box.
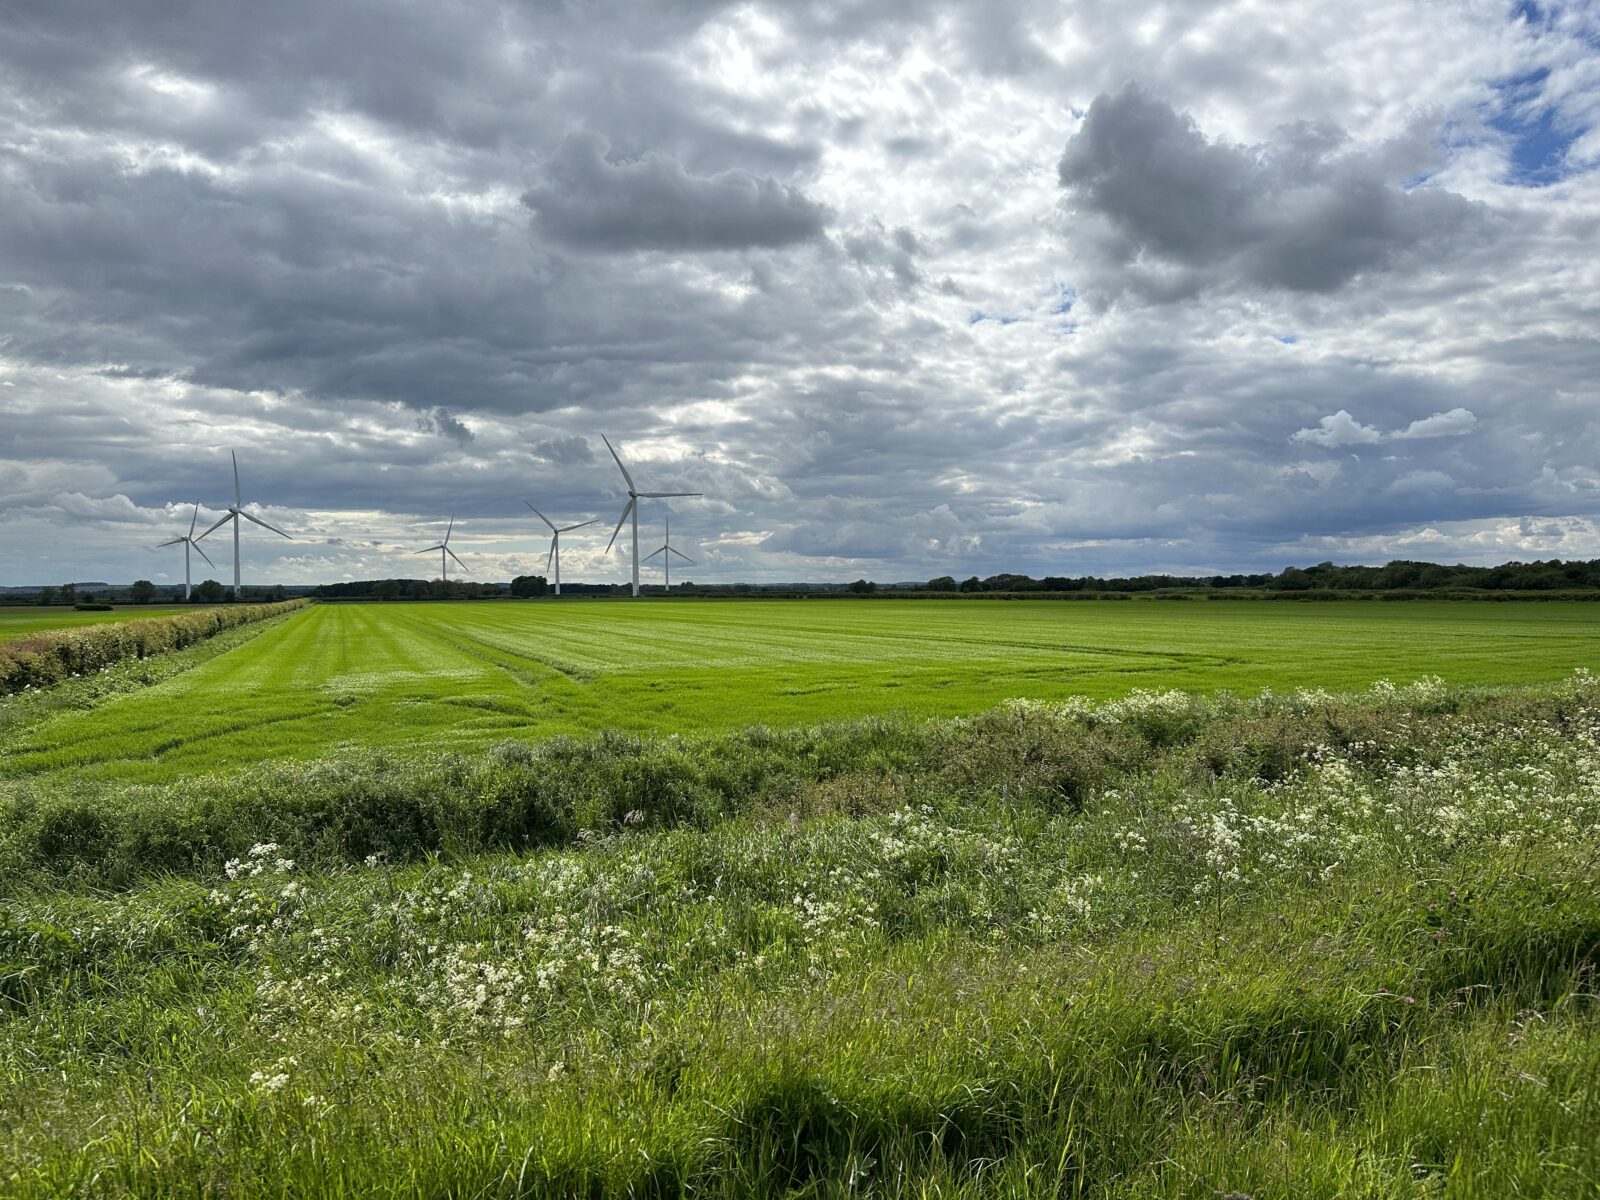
[1058,85,1487,298]
[522,132,830,253]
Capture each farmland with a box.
[2,600,1599,1197]
[0,604,204,646]
[2,598,1598,786]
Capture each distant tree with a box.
[983,573,1038,592]
[39,587,56,606]
[128,579,156,604]
[958,576,981,592]
[847,579,877,594]
[193,579,227,603]
[59,583,77,605]
[926,576,957,592]
[1272,567,1313,591]
[509,574,549,598]
[267,584,288,602]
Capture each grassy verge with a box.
[0,606,314,743]
[2,674,1597,1195]
[0,598,312,695]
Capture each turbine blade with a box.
[232,450,241,508]
[643,547,664,562]
[605,499,634,553]
[524,503,557,532]
[189,501,200,537]
[193,541,217,569]
[546,540,556,571]
[638,492,702,499]
[446,547,469,572]
[241,511,292,538]
[196,513,232,541]
[445,514,455,543]
[601,434,636,492]
[559,518,599,532]
[417,544,444,553]
[156,538,184,548]
[668,547,695,563]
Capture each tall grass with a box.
[2,674,1597,1195]
[2,673,1591,889]
[0,598,311,695]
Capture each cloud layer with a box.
[1,0,1597,585]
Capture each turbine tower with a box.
[197,451,292,598]
[525,503,596,596]
[602,435,701,597]
[642,513,694,592]
[156,502,216,601]
[417,515,468,580]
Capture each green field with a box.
[0,603,205,645]
[2,598,1597,786]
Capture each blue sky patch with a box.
[1488,65,1583,187]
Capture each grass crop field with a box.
[2,598,1598,787]
[0,604,204,646]
[3,600,1598,1197]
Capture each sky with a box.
[1,0,1597,587]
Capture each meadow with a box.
[0,604,204,646]
[2,676,1598,1196]
[2,600,1598,1197]
[2,598,1598,786]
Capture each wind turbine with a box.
[196,451,292,598]
[417,515,468,580]
[642,513,694,592]
[525,503,596,596]
[156,502,216,601]
[602,435,701,597]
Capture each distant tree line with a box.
[312,578,547,601]
[10,558,1600,607]
[914,559,1600,594]
[11,581,293,606]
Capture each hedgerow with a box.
[0,599,311,695]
